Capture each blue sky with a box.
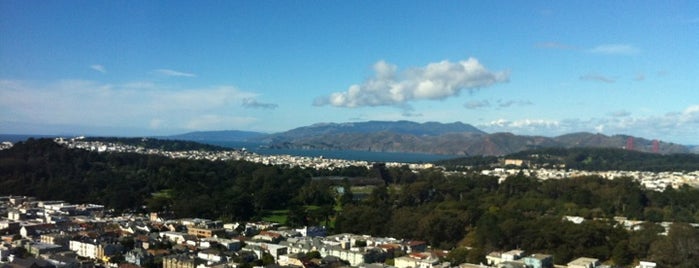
[1,1,698,145]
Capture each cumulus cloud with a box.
[679,105,699,123]
[315,58,509,108]
[0,79,259,132]
[242,98,279,109]
[90,64,106,74]
[486,119,560,129]
[478,105,699,144]
[589,44,640,55]
[596,106,699,143]
[580,74,616,83]
[153,69,197,77]
[482,118,600,137]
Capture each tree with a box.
[446,247,471,265]
[287,204,308,227]
[649,223,699,267]
[261,253,275,265]
[119,237,135,251]
[628,222,662,259]
[612,240,633,266]
[354,240,367,247]
[306,251,322,259]
[109,254,125,264]
[338,184,355,207]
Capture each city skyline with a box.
[1,1,698,145]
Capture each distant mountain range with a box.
[258,120,485,141]
[164,121,692,156]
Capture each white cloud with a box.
[90,64,106,74]
[0,79,259,132]
[485,119,560,129]
[589,44,640,55]
[153,69,197,77]
[481,118,595,137]
[315,58,509,108]
[594,125,605,133]
[679,105,699,124]
[477,105,699,144]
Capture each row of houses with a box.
[1,195,662,268]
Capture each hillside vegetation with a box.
[244,121,690,156]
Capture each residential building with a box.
[486,252,503,266]
[69,240,99,259]
[406,241,427,253]
[501,250,525,262]
[319,246,384,266]
[635,261,656,268]
[5,257,56,268]
[295,226,326,237]
[253,231,283,243]
[125,248,152,266]
[497,261,527,268]
[163,254,204,268]
[159,231,189,244]
[567,257,600,268]
[40,233,71,247]
[186,226,224,238]
[522,254,552,268]
[68,239,122,261]
[278,253,306,267]
[26,242,64,256]
[20,224,59,239]
[394,252,440,268]
[197,249,224,264]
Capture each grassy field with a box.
[261,209,288,224]
[261,205,340,228]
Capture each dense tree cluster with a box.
[0,139,307,220]
[1,139,699,267]
[439,147,699,172]
[333,170,699,266]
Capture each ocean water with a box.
[201,141,456,163]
